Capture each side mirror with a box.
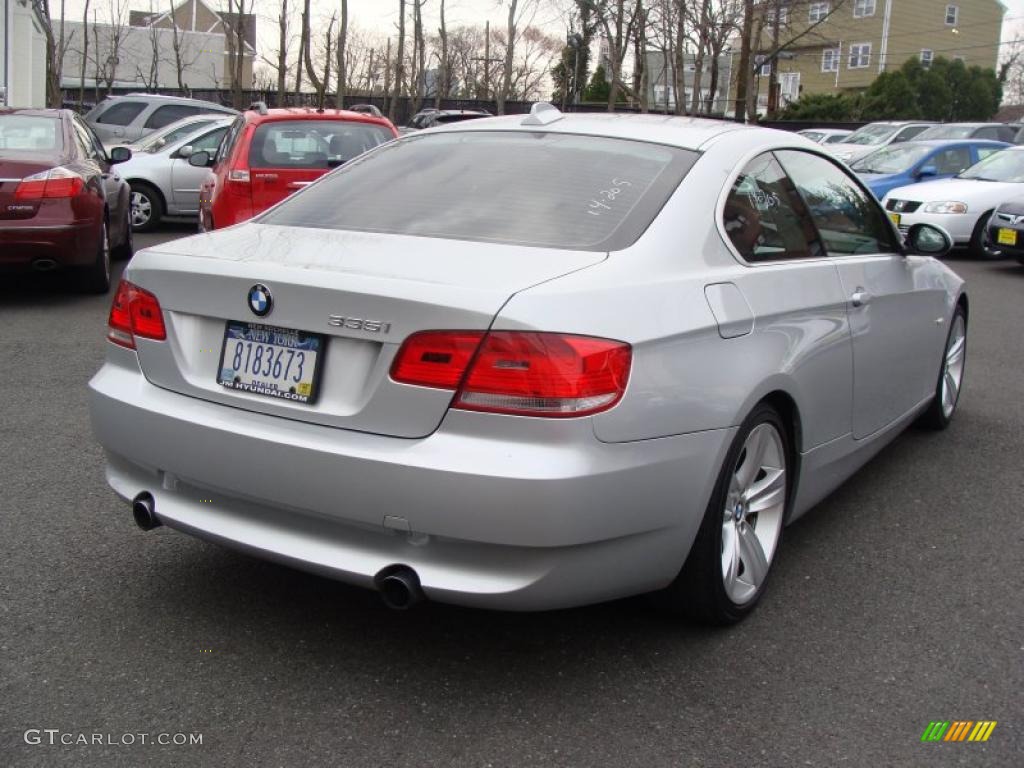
[905,223,953,256]
[917,165,938,178]
[188,150,212,168]
[175,144,194,159]
[108,146,132,164]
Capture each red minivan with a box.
[193,105,398,231]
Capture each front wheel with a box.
[969,211,1000,259]
[653,403,790,624]
[917,306,967,430]
[129,183,163,232]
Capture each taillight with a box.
[14,167,85,199]
[390,331,631,418]
[107,280,167,349]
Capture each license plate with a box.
[888,212,901,226]
[997,227,1018,246]
[217,321,324,404]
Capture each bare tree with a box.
[497,0,518,115]
[89,1,130,99]
[78,0,92,109]
[32,0,75,107]
[168,0,203,91]
[275,0,291,105]
[434,0,448,108]
[223,0,254,108]
[389,0,406,122]
[336,0,349,108]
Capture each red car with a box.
[0,108,134,293]
[192,104,398,231]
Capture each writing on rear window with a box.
[587,178,633,217]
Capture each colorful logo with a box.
[247,284,272,317]
[921,721,997,743]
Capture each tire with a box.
[653,403,791,624]
[76,218,111,294]
[111,206,134,261]
[969,211,1000,259]
[917,305,967,430]
[129,182,163,232]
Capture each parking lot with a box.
[1,223,1021,767]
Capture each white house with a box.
[1,0,48,107]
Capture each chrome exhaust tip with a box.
[374,565,424,610]
[131,492,161,531]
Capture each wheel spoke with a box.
[947,335,965,366]
[721,522,740,590]
[737,524,769,588]
[943,370,957,409]
[735,426,768,489]
[745,467,786,512]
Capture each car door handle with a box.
[851,289,872,308]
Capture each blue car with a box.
[851,139,1009,199]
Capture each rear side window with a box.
[249,120,394,169]
[723,153,822,262]
[776,150,900,255]
[145,104,202,129]
[216,116,246,163]
[95,101,146,126]
[261,131,697,251]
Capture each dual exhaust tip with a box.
[130,492,424,610]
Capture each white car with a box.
[827,121,934,164]
[797,128,852,145]
[882,146,1024,257]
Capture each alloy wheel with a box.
[942,314,967,418]
[131,191,152,228]
[721,423,787,605]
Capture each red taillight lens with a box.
[14,167,85,199]
[390,331,632,418]
[107,280,167,349]
[390,331,486,389]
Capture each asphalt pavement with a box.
[1,227,1021,767]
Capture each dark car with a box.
[0,108,134,292]
[404,108,492,132]
[986,198,1024,264]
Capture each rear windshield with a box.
[260,131,697,251]
[249,120,394,169]
[0,115,62,151]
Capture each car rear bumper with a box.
[0,219,98,269]
[89,349,734,610]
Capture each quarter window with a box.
[809,2,830,23]
[945,5,959,25]
[848,43,871,69]
[853,0,875,18]
[722,153,823,262]
[95,101,146,126]
[775,150,900,256]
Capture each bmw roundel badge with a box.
[248,284,272,317]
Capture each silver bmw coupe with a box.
[89,104,967,622]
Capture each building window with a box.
[822,48,840,72]
[809,2,830,23]
[848,43,871,69]
[920,49,934,68]
[853,0,876,18]
[759,59,773,77]
[946,5,959,25]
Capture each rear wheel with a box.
[112,206,134,261]
[653,403,790,624]
[76,218,111,294]
[917,306,967,430]
[129,183,163,232]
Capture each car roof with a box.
[114,93,233,107]
[895,138,1009,147]
[0,107,66,118]
[426,111,756,150]
[243,107,394,128]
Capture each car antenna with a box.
[521,102,564,126]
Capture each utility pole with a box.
[483,20,491,99]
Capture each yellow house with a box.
[753,0,1005,110]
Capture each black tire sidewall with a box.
[130,183,162,232]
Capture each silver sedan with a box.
[113,116,233,231]
[89,105,968,622]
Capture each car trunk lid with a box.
[125,223,606,438]
[0,154,54,219]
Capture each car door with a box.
[169,125,228,212]
[776,149,948,439]
[924,145,973,180]
[89,100,147,143]
[72,116,125,224]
